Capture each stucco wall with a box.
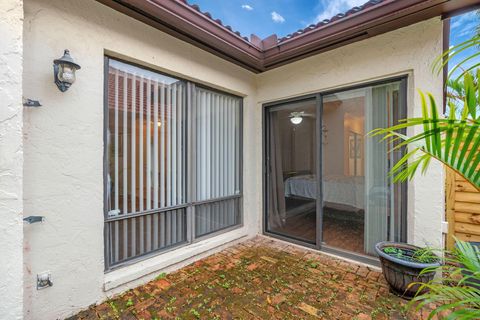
[22,0,259,319]
[257,18,445,249]
[0,1,24,319]
[22,0,445,318]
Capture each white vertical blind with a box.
[170,84,178,206]
[194,87,241,237]
[177,85,183,204]
[114,70,120,262]
[160,84,166,208]
[153,81,159,209]
[153,80,159,250]
[146,79,152,211]
[131,74,136,253]
[195,88,240,201]
[106,59,241,266]
[122,71,128,259]
[107,60,188,266]
[139,76,144,254]
[146,78,152,253]
[160,83,166,248]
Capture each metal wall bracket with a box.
[23,99,42,107]
[37,272,53,290]
[23,216,45,224]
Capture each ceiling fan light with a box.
[290,116,303,125]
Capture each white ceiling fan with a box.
[289,111,315,125]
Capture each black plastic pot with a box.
[375,242,440,300]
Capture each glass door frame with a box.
[262,94,322,250]
[262,76,408,265]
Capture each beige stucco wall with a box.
[257,18,445,249]
[0,1,24,319]
[21,0,445,318]
[22,0,259,319]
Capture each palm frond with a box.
[371,84,480,191]
[433,35,480,81]
[407,239,480,319]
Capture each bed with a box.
[284,174,364,211]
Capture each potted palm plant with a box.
[371,33,480,317]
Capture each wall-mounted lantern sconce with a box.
[53,49,81,92]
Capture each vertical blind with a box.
[194,88,241,237]
[107,62,186,215]
[105,59,242,268]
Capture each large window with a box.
[104,58,242,269]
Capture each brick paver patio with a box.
[70,236,428,319]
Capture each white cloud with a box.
[271,11,285,23]
[314,0,366,23]
[451,11,478,30]
[241,4,253,11]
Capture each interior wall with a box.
[323,102,346,176]
[22,0,258,319]
[0,1,24,319]
[257,18,445,250]
[278,106,316,174]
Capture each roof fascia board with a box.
[96,0,480,73]
[262,0,445,67]
[96,0,264,72]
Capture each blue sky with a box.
[449,11,479,77]
[188,1,478,73]
[188,0,367,39]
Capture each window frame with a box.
[262,75,408,266]
[103,56,244,271]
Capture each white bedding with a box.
[284,174,364,209]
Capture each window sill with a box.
[103,226,249,291]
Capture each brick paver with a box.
[69,237,428,320]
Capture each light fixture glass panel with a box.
[290,116,303,125]
[58,64,75,84]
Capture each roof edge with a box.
[96,0,480,73]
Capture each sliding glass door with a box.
[322,80,406,256]
[265,97,318,244]
[264,78,407,259]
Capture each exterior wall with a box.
[21,0,444,318]
[22,0,258,319]
[257,18,445,249]
[0,1,24,319]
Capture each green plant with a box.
[155,272,167,280]
[370,36,480,191]
[372,31,480,318]
[190,308,201,318]
[412,247,439,264]
[408,239,480,319]
[382,246,438,263]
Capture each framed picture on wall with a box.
[349,132,362,159]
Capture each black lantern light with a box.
[53,49,81,92]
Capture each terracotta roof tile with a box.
[277,0,385,43]
[185,0,251,43]
[185,0,385,46]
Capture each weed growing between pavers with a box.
[69,238,427,320]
